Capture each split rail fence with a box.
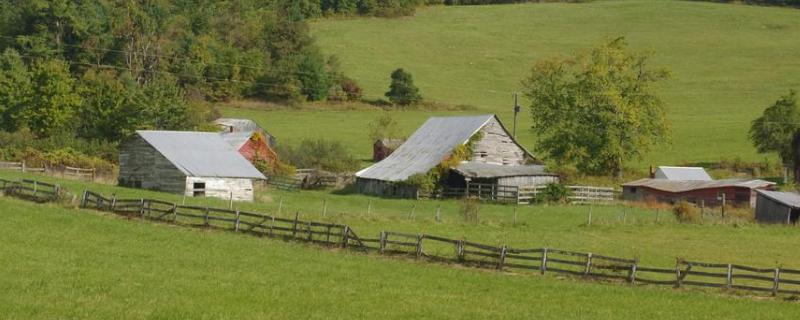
[439,183,616,205]
[71,187,800,297]
[0,161,96,181]
[1,178,797,298]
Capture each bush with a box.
[536,183,571,203]
[276,139,359,173]
[385,68,422,106]
[673,201,701,223]
[403,172,437,195]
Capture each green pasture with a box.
[227,0,800,168]
[5,171,800,270]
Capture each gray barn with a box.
[355,114,544,197]
[119,131,266,202]
[755,190,800,224]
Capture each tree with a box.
[77,70,142,142]
[25,59,82,137]
[0,49,32,131]
[385,68,421,106]
[750,90,799,175]
[522,38,670,177]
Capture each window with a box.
[630,187,637,193]
[193,182,206,197]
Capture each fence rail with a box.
[1,178,61,202]
[439,183,617,204]
[3,182,798,298]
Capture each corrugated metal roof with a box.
[220,131,253,150]
[214,118,262,132]
[756,190,800,208]
[654,166,712,181]
[136,131,266,179]
[454,162,554,179]
[356,115,496,181]
[622,178,774,193]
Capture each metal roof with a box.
[214,118,262,132]
[220,131,254,150]
[622,178,774,193]
[357,115,496,181]
[756,190,800,209]
[136,131,266,179]
[654,166,712,181]
[454,162,555,179]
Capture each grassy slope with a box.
[1,196,799,319]
[229,0,800,167]
[6,171,800,269]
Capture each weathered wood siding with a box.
[118,135,186,193]
[754,193,791,224]
[497,175,559,187]
[472,117,526,165]
[623,186,760,207]
[356,178,417,198]
[185,177,255,202]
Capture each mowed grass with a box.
[6,171,800,270]
[245,0,800,167]
[3,196,800,319]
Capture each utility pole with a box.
[513,92,521,138]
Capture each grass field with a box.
[3,191,800,319]
[6,171,800,270]
[221,0,800,169]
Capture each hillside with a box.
[2,195,800,319]
[263,0,800,167]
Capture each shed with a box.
[355,114,538,197]
[214,118,276,147]
[118,131,266,202]
[754,190,800,224]
[373,138,405,162]
[621,178,775,207]
[449,162,559,188]
[654,166,712,181]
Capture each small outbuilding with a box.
[754,190,800,224]
[653,166,712,181]
[214,118,276,147]
[221,131,278,168]
[119,131,266,202]
[449,162,558,188]
[373,138,404,162]
[622,178,775,207]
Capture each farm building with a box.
[118,131,266,202]
[652,166,712,181]
[373,138,404,162]
[621,178,775,207]
[214,118,276,147]
[754,190,800,224]
[448,162,558,188]
[355,114,546,198]
[221,131,278,168]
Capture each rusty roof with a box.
[622,178,774,193]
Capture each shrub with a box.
[673,201,701,223]
[536,183,571,203]
[403,172,437,195]
[385,68,422,106]
[276,139,359,173]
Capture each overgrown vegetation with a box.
[276,138,359,172]
[672,201,701,223]
[535,183,571,203]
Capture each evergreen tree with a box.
[385,68,421,106]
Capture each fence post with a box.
[32,180,38,197]
[269,216,276,237]
[540,248,548,275]
[277,197,283,215]
[341,226,350,248]
[204,207,210,226]
[513,205,518,226]
[21,161,26,172]
[234,210,241,232]
[435,205,441,222]
[80,190,88,208]
[726,264,733,289]
[415,234,424,258]
[292,211,299,238]
[172,203,178,223]
[587,206,593,226]
[379,231,387,254]
[498,245,507,271]
[140,199,146,218]
[628,259,638,284]
[307,221,313,241]
[110,194,117,211]
[409,203,416,220]
[773,268,781,296]
[584,253,593,276]
[675,259,683,288]
[456,240,465,262]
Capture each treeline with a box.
[0,0,365,166]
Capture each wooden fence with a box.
[63,166,96,180]
[439,184,617,205]
[68,188,800,298]
[0,161,98,180]
[265,175,302,191]
[0,178,61,202]
[0,161,46,173]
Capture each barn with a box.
[221,131,278,168]
[653,166,712,180]
[118,131,266,202]
[355,114,548,198]
[621,178,775,207]
[754,190,800,224]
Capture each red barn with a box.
[622,178,775,207]
[221,131,278,170]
